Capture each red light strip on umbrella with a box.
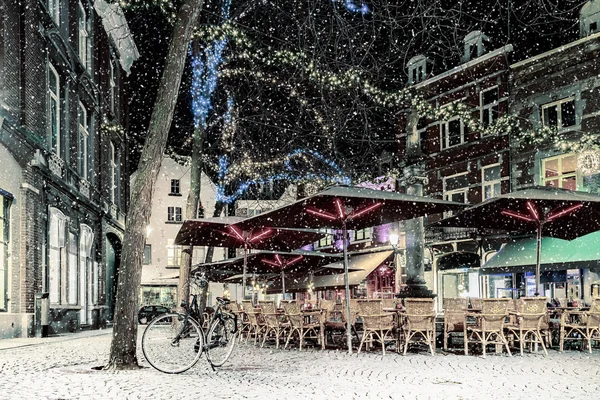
[227,225,246,241]
[286,255,304,267]
[526,201,540,221]
[306,207,338,220]
[334,199,345,219]
[546,203,583,222]
[274,254,283,266]
[249,228,273,243]
[347,202,383,220]
[261,258,281,267]
[501,209,536,222]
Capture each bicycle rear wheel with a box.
[141,313,204,374]
[205,316,238,367]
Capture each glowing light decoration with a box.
[331,0,370,15]
[578,150,600,175]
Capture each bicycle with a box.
[141,275,239,374]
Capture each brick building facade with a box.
[0,0,137,337]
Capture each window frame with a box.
[78,102,89,179]
[47,0,60,26]
[480,86,499,129]
[440,116,465,150]
[541,153,578,190]
[110,141,119,204]
[0,194,11,312]
[481,163,502,201]
[109,60,116,114]
[166,240,181,267]
[443,172,469,204]
[354,227,371,241]
[167,206,182,222]
[143,244,152,265]
[541,97,576,130]
[47,63,61,156]
[170,179,180,195]
[78,1,91,71]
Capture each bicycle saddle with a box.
[216,297,231,305]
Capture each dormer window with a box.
[462,31,490,63]
[407,55,429,85]
[580,1,600,37]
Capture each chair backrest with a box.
[589,297,600,313]
[260,302,277,314]
[357,299,382,315]
[405,298,434,315]
[320,299,336,312]
[520,297,547,314]
[381,298,395,310]
[282,301,301,315]
[480,298,510,331]
[258,300,275,309]
[443,298,468,313]
[470,298,483,310]
[241,300,254,311]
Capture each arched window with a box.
[462,31,490,63]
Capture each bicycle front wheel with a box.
[205,316,238,367]
[141,313,204,374]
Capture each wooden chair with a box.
[381,298,396,310]
[242,301,266,345]
[464,298,511,358]
[506,297,548,356]
[283,302,324,350]
[260,302,289,349]
[230,302,250,340]
[470,298,483,311]
[560,297,600,353]
[402,298,436,356]
[357,300,397,354]
[443,298,468,350]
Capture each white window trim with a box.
[110,141,116,203]
[480,86,499,129]
[78,102,89,179]
[541,153,578,189]
[78,1,89,70]
[481,163,502,201]
[440,116,465,150]
[48,0,60,26]
[541,97,576,130]
[48,63,60,156]
[443,171,469,203]
[109,61,116,114]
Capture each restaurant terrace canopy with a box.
[430,186,600,294]
[239,184,467,353]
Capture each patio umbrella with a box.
[430,186,600,295]
[174,217,327,298]
[238,185,467,353]
[195,251,349,296]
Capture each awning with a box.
[267,250,393,293]
[482,231,600,275]
[437,251,480,271]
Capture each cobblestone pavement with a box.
[0,329,599,399]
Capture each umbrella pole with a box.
[535,224,542,296]
[282,270,286,298]
[242,242,248,300]
[342,221,353,354]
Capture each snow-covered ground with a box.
[0,328,598,399]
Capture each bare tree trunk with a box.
[105,0,204,370]
[177,114,205,322]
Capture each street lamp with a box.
[389,233,401,293]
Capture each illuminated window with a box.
[542,153,577,190]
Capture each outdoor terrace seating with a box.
[283,301,324,350]
[260,302,289,349]
[506,297,548,356]
[443,298,468,351]
[464,298,511,358]
[357,299,397,355]
[402,298,436,356]
[560,297,600,353]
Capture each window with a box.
[67,232,78,305]
[143,245,152,265]
[481,87,499,129]
[109,61,116,114]
[110,141,120,204]
[462,31,489,62]
[417,118,428,153]
[78,103,89,179]
[47,0,60,25]
[317,233,333,248]
[444,173,469,204]
[482,164,502,201]
[78,1,91,71]
[407,55,429,84]
[48,63,60,156]
[79,224,94,323]
[0,193,11,311]
[542,98,576,130]
[49,208,67,304]
[440,117,464,150]
[354,228,371,241]
[167,207,182,222]
[170,179,180,195]
[167,240,181,267]
[542,153,577,190]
